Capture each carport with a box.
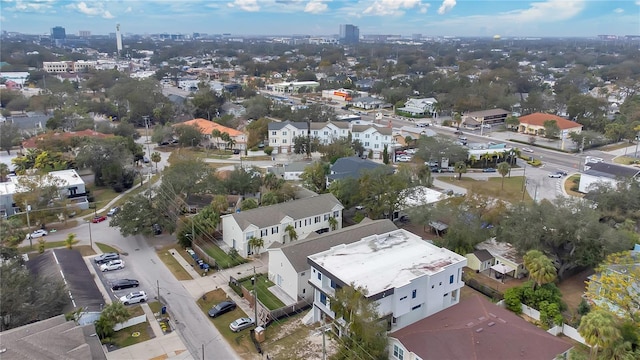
[490,263,516,283]
[53,249,106,312]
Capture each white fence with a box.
[76,311,101,326]
[113,314,146,331]
[521,304,541,320]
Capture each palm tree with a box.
[248,236,264,256]
[328,216,338,231]
[454,161,467,180]
[65,233,76,249]
[211,129,222,150]
[263,172,279,191]
[284,224,297,243]
[523,250,557,289]
[481,153,492,168]
[578,309,621,360]
[469,155,478,166]
[227,137,236,151]
[261,191,278,205]
[0,163,9,182]
[220,132,231,150]
[150,151,161,172]
[497,162,510,190]
[510,148,521,165]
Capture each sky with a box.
[1,0,639,38]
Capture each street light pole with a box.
[25,202,32,249]
[88,220,93,249]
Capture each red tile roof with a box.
[518,113,582,130]
[389,294,572,360]
[177,118,244,137]
[21,129,113,149]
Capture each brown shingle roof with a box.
[351,124,393,135]
[518,112,582,130]
[21,129,113,149]
[389,295,572,360]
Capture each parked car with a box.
[107,207,120,216]
[92,215,107,223]
[482,124,491,129]
[556,170,568,176]
[27,229,48,239]
[229,317,255,332]
[482,168,497,173]
[111,279,140,291]
[100,259,124,272]
[396,155,412,162]
[417,123,430,127]
[458,136,468,141]
[233,149,241,155]
[94,253,120,264]
[152,223,162,235]
[355,205,364,210]
[454,130,464,135]
[208,300,236,318]
[548,173,563,178]
[522,147,534,153]
[120,291,148,305]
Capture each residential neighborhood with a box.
[1,6,640,360]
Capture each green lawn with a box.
[196,289,256,357]
[564,175,583,197]
[440,176,532,203]
[613,155,640,165]
[110,321,153,348]
[200,243,246,269]
[19,239,79,253]
[86,184,120,214]
[156,245,194,281]
[95,242,120,254]
[240,273,286,310]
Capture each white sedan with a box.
[100,259,125,272]
[396,155,412,162]
[26,229,48,239]
[522,147,534,153]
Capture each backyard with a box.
[239,273,286,310]
[439,176,532,203]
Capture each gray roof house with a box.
[579,161,640,193]
[268,218,398,303]
[221,193,344,257]
[326,156,391,186]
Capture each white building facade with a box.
[351,124,394,159]
[308,229,467,331]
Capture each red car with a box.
[92,215,107,223]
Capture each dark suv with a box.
[111,279,140,291]
[94,253,120,264]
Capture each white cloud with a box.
[305,0,329,13]
[13,0,55,12]
[437,0,456,15]
[66,1,114,18]
[228,0,260,12]
[636,1,640,5]
[502,0,586,22]
[125,7,132,13]
[103,10,114,19]
[613,8,624,13]
[363,0,429,16]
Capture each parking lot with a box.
[90,254,152,304]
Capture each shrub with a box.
[353,212,365,223]
[442,120,452,127]
[504,287,523,313]
[263,146,274,156]
[38,238,46,254]
[577,299,591,316]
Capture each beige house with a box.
[475,238,526,279]
[465,249,494,273]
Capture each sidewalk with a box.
[106,331,192,360]
[141,302,164,338]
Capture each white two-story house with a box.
[221,194,344,258]
[310,122,350,145]
[268,219,398,304]
[350,124,394,160]
[308,229,466,331]
[268,121,308,154]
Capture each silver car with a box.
[229,317,254,332]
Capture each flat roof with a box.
[308,229,466,297]
[476,238,522,264]
[0,169,84,196]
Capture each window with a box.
[320,293,327,305]
[400,296,407,301]
[330,279,336,289]
[412,289,417,298]
[393,345,404,360]
[365,134,370,138]
[324,214,329,221]
[272,131,277,135]
[324,131,328,135]
[365,142,370,147]
[333,211,339,218]
[375,136,379,140]
[374,144,379,149]
[317,272,322,280]
[260,229,268,237]
[271,226,279,234]
[412,304,422,310]
[282,131,287,135]
[450,275,454,284]
[314,216,321,223]
[283,139,287,144]
[245,232,254,241]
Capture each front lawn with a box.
[19,239,79,253]
[240,274,286,310]
[564,175,583,197]
[156,245,194,281]
[440,176,532,203]
[95,242,120,254]
[200,242,246,269]
[196,289,256,357]
[110,321,153,348]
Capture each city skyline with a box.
[1,0,639,38]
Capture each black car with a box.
[94,252,120,264]
[208,300,236,318]
[111,279,140,291]
[152,223,162,235]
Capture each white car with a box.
[27,229,48,239]
[548,173,563,178]
[522,147,534,153]
[120,291,148,305]
[100,259,124,272]
[229,317,255,332]
[397,155,412,162]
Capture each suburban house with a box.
[308,229,467,331]
[396,98,438,117]
[396,126,437,145]
[388,295,573,360]
[326,156,390,187]
[179,118,247,150]
[270,81,320,93]
[475,238,526,280]
[351,124,394,159]
[220,194,344,257]
[268,121,308,154]
[393,186,447,221]
[351,96,386,110]
[21,129,113,150]
[461,108,510,129]
[267,161,313,181]
[465,249,495,273]
[518,112,583,150]
[0,169,89,218]
[310,122,350,145]
[267,219,398,304]
[578,161,640,193]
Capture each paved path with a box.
[106,331,192,360]
[141,302,165,338]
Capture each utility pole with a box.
[88,220,93,249]
[253,266,258,326]
[144,115,152,203]
[201,344,204,360]
[25,203,32,249]
[157,280,160,301]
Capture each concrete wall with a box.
[113,314,146,331]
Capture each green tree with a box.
[0,122,21,155]
[240,198,258,211]
[248,236,264,256]
[284,224,298,243]
[454,161,467,180]
[328,216,338,231]
[497,162,510,189]
[578,309,621,360]
[109,194,166,237]
[505,115,520,130]
[0,163,9,182]
[210,194,229,214]
[358,166,411,220]
[523,250,557,289]
[300,162,330,193]
[65,233,76,249]
[330,285,388,360]
[223,167,262,196]
[543,120,560,139]
[174,124,203,147]
[191,81,224,120]
[0,217,27,247]
[261,191,278,206]
[12,173,66,227]
[150,151,161,172]
[151,124,175,144]
[95,302,130,340]
[382,145,389,164]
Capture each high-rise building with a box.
[51,26,66,46]
[339,24,359,44]
[116,24,123,55]
[78,30,91,38]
